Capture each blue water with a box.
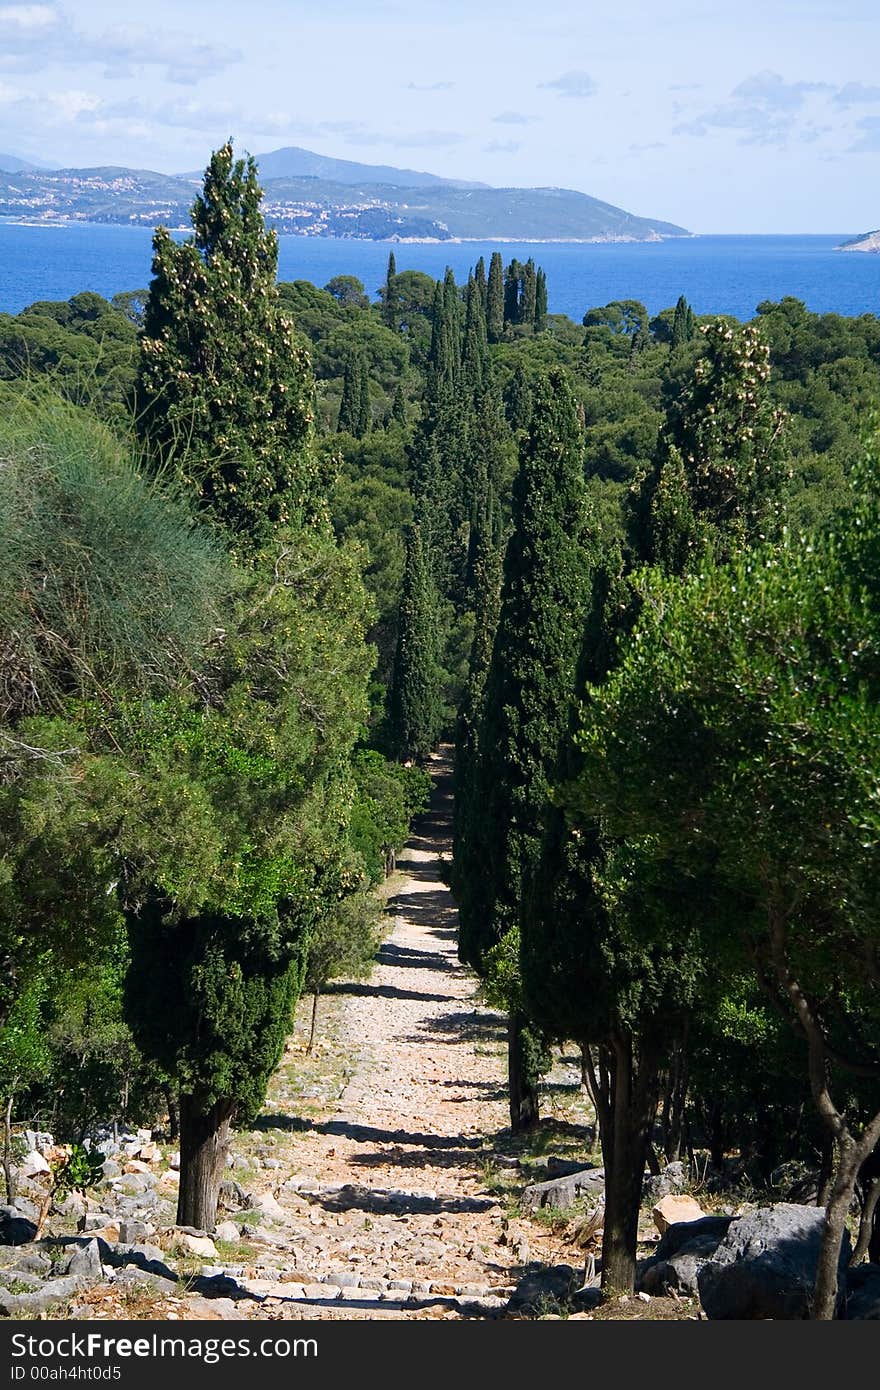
[0,221,878,323]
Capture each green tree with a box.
[338,350,370,437]
[571,461,880,1314]
[324,274,369,309]
[671,293,697,347]
[522,316,789,1294]
[382,252,400,330]
[534,268,548,333]
[137,141,317,543]
[456,370,593,1130]
[388,525,443,762]
[487,252,505,343]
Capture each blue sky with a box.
[0,0,878,232]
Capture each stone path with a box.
[228,748,538,1319]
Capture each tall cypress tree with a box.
[388,525,443,762]
[504,260,522,327]
[474,255,488,315]
[487,252,505,343]
[357,356,371,436]
[520,259,538,329]
[521,318,789,1294]
[506,363,533,434]
[391,382,408,427]
[137,141,315,543]
[534,268,548,332]
[456,369,593,1130]
[383,250,400,329]
[338,350,367,436]
[671,293,697,348]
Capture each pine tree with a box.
[137,141,315,544]
[456,369,594,1130]
[388,525,443,762]
[534,268,548,332]
[487,252,505,343]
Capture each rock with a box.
[112,1172,155,1196]
[118,1219,149,1245]
[521,1168,605,1213]
[638,1214,734,1298]
[84,1224,121,1245]
[506,1264,581,1317]
[101,1158,121,1180]
[214,1221,241,1244]
[1,1269,44,1292]
[24,1130,53,1153]
[169,1152,181,1171]
[845,1263,880,1320]
[19,1150,50,1179]
[124,1159,152,1175]
[10,1251,51,1276]
[0,1273,80,1316]
[643,1161,690,1203]
[177,1233,218,1259]
[62,1239,103,1283]
[139,1143,159,1163]
[0,1205,37,1246]
[252,1192,286,1222]
[545,1156,593,1178]
[698,1203,851,1320]
[218,1178,250,1210]
[653,1194,706,1234]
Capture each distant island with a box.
[837,229,880,253]
[0,144,689,243]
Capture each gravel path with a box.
[239,748,535,1319]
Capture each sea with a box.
[0,222,877,323]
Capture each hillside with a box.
[0,152,58,174]
[838,229,880,253]
[215,144,487,189]
[0,146,689,241]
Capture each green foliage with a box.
[137,142,318,543]
[349,749,431,882]
[53,1143,105,1197]
[0,395,230,723]
[387,525,443,761]
[304,879,382,1001]
[456,369,593,971]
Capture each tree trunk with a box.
[599,1031,661,1295]
[813,1142,860,1319]
[2,1090,16,1205]
[767,907,880,1318]
[176,1094,236,1231]
[164,1086,179,1143]
[663,1034,689,1164]
[851,1177,880,1267]
[508,1012,539,1133]
[307,992,320,1056]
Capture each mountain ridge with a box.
[0,145,689,243]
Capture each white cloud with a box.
[538,70,597,99]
